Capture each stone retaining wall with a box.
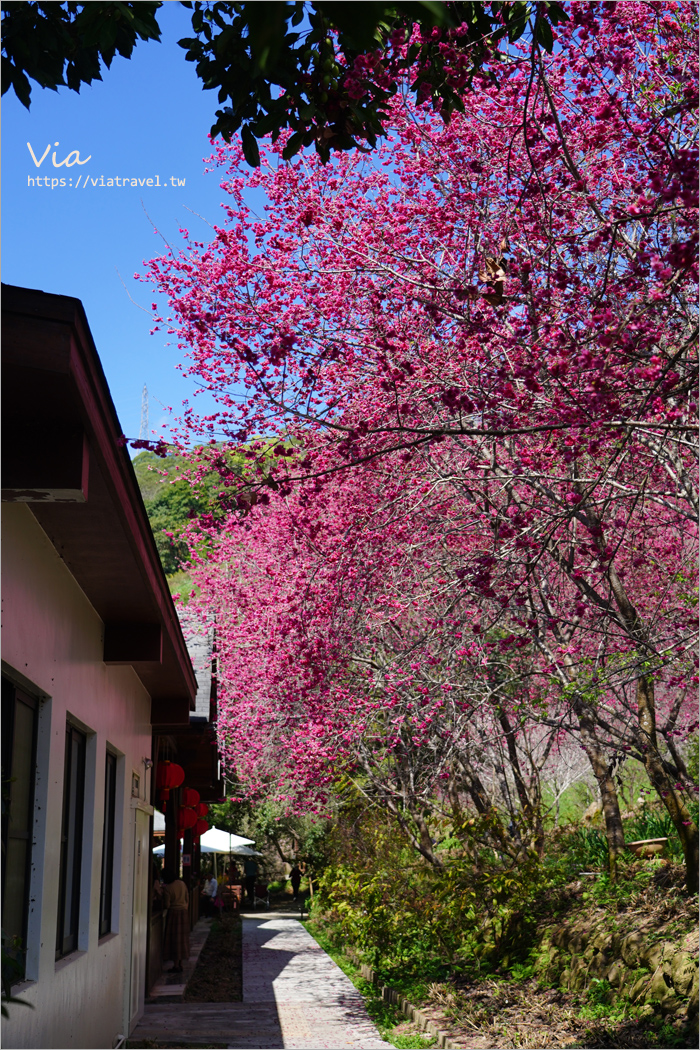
[534,919,698,1027]
[347,917,699,1046]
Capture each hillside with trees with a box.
[133,446,246,584]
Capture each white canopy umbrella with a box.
[152,827,257,877]
[199,828,257,876]
[200,827,255,852]
[152,816,254,852]
[230,844,263,857]
[152,843,218,856]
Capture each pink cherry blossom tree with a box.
[143,2,698,886]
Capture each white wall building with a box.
[2,285,197,1048]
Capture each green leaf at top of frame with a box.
[535,16,555,53]
[544,3,570,26]
[282,130,305,160]
[240,123,261,166]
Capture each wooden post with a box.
[183,827,194,927]
[164,789,180,876]
[193,840,201,922]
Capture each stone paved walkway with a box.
[243,915,392,1049]
[131,912,393,1049]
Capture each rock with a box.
[637,1003,656,1019]
[660,997,686,1017]
[571,970,586,991]
[630,975,651,1002]
[589,928,612,953]
[570,928,588,953]
[641,940,676,972]
[669,951,697,997]
[583,801,602,823]
[686,971,699,1017]
[553,927,570,949]
[621,931,645,968]
[587,952,609,979]
[534,946,557,976]
[682,931,699,956]
[606,959,625,988]
[648,968,675,1003]
[640,942,662,971]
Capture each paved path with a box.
[131,912,393,1049]
[243,915,392,1049]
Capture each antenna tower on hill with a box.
[139,384,149,439]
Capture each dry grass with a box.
[423,975,695,1049]
[418,872,697,1050]
[183,912,242,1003]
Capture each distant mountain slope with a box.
[133,449,217,576]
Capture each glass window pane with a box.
[9,699,35,833]
[100,752,116,935]
[57,725,85,957]
[3,838,28,942]
[1,679,38,982]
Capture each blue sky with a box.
[2,2,238,446]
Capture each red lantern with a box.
[196,802,209,818]
[177,805,198,832]
[181,787,200,808]
[156,760,185,801]
[194,818,209,839]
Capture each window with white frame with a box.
[56,723,86,959]
[1,675,39,982]
[99,750,117,937]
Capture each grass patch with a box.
[390,1032,437,1048]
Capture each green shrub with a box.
[509,961,535,981]
[587,978,612,1005]
[563,827,609,872]
[627,809,684,860]
[316,812,549,987]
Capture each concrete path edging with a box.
[345,948,463,1050]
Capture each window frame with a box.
[99,749,117,937]
[56,722,86,960]
[1,675,39,982]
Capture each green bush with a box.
[509,961,535,981]
[627,808,685,860]
[316,812,549,987]
[563,827,609,872]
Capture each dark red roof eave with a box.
[2,284,198,711]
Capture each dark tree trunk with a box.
[637,675,699,894]
[497,707,545,856]
[574,700,625,880]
